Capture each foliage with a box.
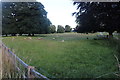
[49,25,56,33]
[73,2,120,36]
[2,2,51,36]
[65,25,71,32]
[57,25,65,33]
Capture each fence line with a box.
[2,43,49,80]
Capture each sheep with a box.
[38,38,43,40]
[61,40,64,42]
[53,38,55,40]
[28,37,32,40]
[16,34,19,37]
[24,38,26,40]
[24,37,32,40]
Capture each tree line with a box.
[2,2,72,36]
[49,25,72,33]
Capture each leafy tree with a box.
[57,25,65,33]
[49,25,56,33]
[73,2,120,37]
[2,2,17,36]
[65,25,71,32]
[2,2,51,36]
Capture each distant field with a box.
[2,33,119,78]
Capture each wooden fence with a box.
[1,43,49,80]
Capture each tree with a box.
[49,25,56,33]
[57,25,65,33]
[65,25,71,32]
[73,2,120,37]
[2,2,51,36]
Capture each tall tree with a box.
[73,2,120,37]
[2,2,51,36]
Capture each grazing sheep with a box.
[53,38,55,40]
[24,38,26,40]
[24,37,32,40]
[61,40,64,42]
[28,37,32,40]
[115,37,119,40]
[16,34,19,37]
[38,38,43,40]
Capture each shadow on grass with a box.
[89,37,117,48]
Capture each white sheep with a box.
[38,38,42,40]
[28,37,32,40]
[53,38,55,40]
[61,40,64,42]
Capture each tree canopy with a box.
[57,25,65,33]
[2,2,51,36]
[73,2,120,36]
[65,25,71,32]
[49,25,56,33]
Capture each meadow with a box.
[2,33,120,78]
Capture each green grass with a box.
[2,33,119,78]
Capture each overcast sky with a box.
[37,0,77,28]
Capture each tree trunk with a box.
[108,32,113,38]
[32,33,34,36]
[19,34,22,36]
[28,33,31,36]
[5,34,7,36]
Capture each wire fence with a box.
[1,43,49,80]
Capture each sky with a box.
[37,0,77,28]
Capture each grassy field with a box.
[2,33,120,78]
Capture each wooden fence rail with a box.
[1,43,49,80]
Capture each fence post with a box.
[27,66,35,79]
